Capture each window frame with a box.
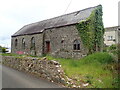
[107,36,113,41]
[73,39,80,51]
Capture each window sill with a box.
[107,40,114,41]
[73,50,81,52]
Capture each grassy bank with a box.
[2,52,119,88]
[46,52,119,88]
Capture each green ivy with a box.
[76,5,104,54]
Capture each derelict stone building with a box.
[11,5,103,59]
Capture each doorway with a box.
[46,41,50,53]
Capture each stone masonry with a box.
[11,25,87,59]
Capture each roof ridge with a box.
[17,5,100,27]
[12,5,100,37]
[105,26,119,29]
[37,4,100,24]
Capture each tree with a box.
[0,45,9,53]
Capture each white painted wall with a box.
[104,30,119,46]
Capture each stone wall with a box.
[2,56,67,85]
[44,25,87,59]
[2,56,87,88]
[11,33,43,56]
[11,25,88,59]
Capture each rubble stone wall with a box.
[2,56,67,85]
[11,33,43,56]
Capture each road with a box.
[0,64,63,88]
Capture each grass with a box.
[1,53,23,56]
[1,53,40,58]
[46,52,118,88]
[2,52,119,88]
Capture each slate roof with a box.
[105,26,120,31]
[12,5,100,37]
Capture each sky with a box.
[0,0,119,51]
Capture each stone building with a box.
[104,26,120,46]
[11,5,103,59]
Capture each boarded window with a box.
[31,37,35,50]
[22,38,25,49]
[73,40,80,50]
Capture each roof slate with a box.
[12,5,100,37]
[105,26,119,31]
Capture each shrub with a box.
[0,45,9,53]
[2,47,8,53]
[109,44,117,51]
[81,52,114,64]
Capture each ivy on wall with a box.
[76,5,104,54]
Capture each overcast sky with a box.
[0,0,119,50]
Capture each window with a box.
[107,36,113,41]
[73,40,80,50]
[31,37,35,50]
[15,39,18,48]
[61,40,64,43]
[22,38,25,49]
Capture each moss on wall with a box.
[76,5,104,54]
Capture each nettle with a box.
[76,5,104,54]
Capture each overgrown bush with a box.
[108,44,117,51]
[2,48,7,53]
[81,52,114,64]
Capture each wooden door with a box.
[46,41,50,53]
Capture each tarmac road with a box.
[1,64,63,88]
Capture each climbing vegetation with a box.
[76,5,104,54]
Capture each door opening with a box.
[46,41,50,53]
